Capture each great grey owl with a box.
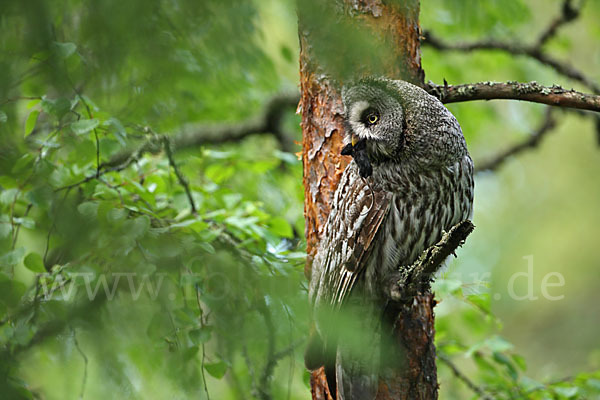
[305,77,474,399]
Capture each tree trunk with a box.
[298,1,437,399]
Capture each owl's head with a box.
[342,78,405,162]
[341,77,467,171]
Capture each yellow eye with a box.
[367,113,379,125]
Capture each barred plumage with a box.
[306,78,474,399]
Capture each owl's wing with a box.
[310,163,392,308]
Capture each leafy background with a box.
[0,0,599,399]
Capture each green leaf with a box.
[274,150,300,165]
[0,248,25,269]
[77,202,99,219]
[0,175,17,188]
[467,293,491,314]
[13,217,35,229]
[204,361,228,379]
[0,280,26,307]
[173,308,196,326]
[25,110,40,136]
[492,351,518,380]
[24,253,46,273]
[26,186,53,209]
[13,322,36,346]
[182,345,199,361]
[268,216,293,238]
[472,353,497,375]
[0,111,7,123]
[302,370,312,388]
[105,117,127,145]
[485,335,513,353]
[41,97,71,120]
[280,45,293,63]
[586,378,600,390]
[189,326,212,345]
[53,42,77,59]
[553,386,579,398]
[520,376,544,392]
[126,216,151,239]
[197,241,215,254]
[12,154,34,174]
[0,224,10,239]
[0,188,19,206]
[26,99,41,109]
[71,118,99,135]
[433,278,463,294]
[146,313,172,340]
[511,354,527,371]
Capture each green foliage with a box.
[1,0,599,399]
[434,276,600,399]
[0,0,305,398]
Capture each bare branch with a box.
[3,294,108,358]
[438,353,494,400]
[535,0,582,48]
[422,1,599,94]
[426,81,600,112]
[104,92,300,169]
[390,220,475,302]
[475,108,557,173]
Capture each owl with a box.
[305,78,474,399]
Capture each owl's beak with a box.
[340,133,364,157]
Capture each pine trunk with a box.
[298,1,437,398]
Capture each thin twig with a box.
[54,154,138,192]
[195,286,211,400]
[214,228,255,260]
[94,129,101,177]
[63,60,102,176]
[43,187,72,265]
[476,108,557,173]
[257,299,276,400]
[163,136,197,215]
[282,302,296,400]
[438,353,494,400]
[0,96,41,107]
[273,339,305,361]
[11,203,32,250]
[425,81,600,112]
[535,0,582,48]
[71,327,88,400]
[8,187,21,247]
[242,341,259,398]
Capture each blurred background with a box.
[0,0,599,399]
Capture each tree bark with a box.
[298,1,437,399]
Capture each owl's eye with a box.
[362,109,380,126]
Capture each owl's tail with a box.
[334,302,381,400]
[304,302,383,400]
